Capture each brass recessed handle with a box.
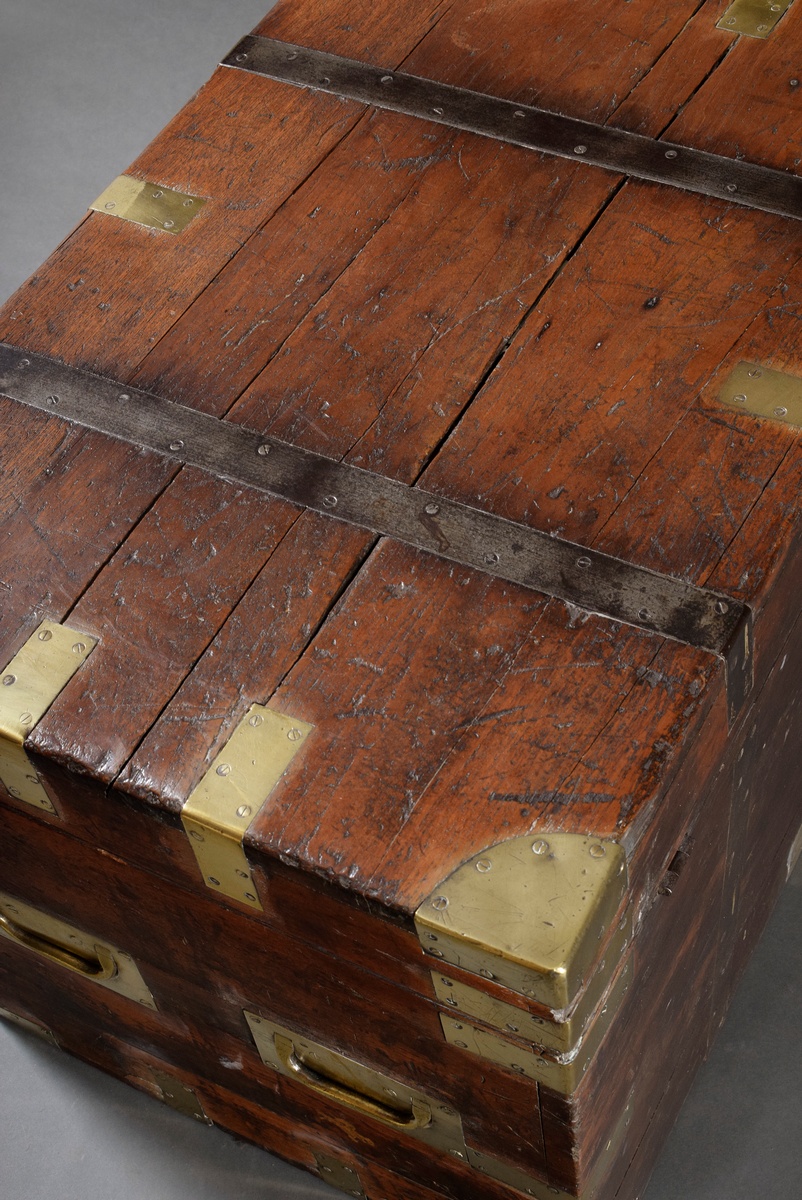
[274,1034,432,1131]
[0,912,118,980]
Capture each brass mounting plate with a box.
[182,705,313,910]
[441,962,630,1094]
[416,833,628,1011]
[90,175,206,234]
[0,1005,58,1046]
[0,620,97,813]
[245,1011,467,1160]
[151,1069,212,1123]
[0,891,157,1010]
[717,0,793,37]
[431,916,630,1053]
[314,1154,367,1198]
[719,361,802,426]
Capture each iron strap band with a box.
[0,342,752,719]
[220,35,802,223]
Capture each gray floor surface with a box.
[1,1,801,1196]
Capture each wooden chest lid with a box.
[1,0,802,982]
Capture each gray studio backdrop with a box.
[1,2,801,1198]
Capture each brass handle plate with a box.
[244,1011,466,1158]
[0,891,157,1009]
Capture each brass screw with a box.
[38,629,53,642]
[236,804,252,818]
[216,763,232,776]
[287,728,303,741]
[774,406,788,417]
[432,896,449,910]
[19,713,33,727]
[245,892,257,902]
[189,830,204,842]
[589,843,606,858]
[532,839,550,855]
[72,642,87,655]
[476,858,492,872]
[249,713,264,726]
[208,876,221,886]
[2,674,16,686]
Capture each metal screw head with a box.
[46,395,59,405]
[183,199,194,207]
[189,830,204,842]
[8,788,21,798]
[453,1040,468,1049]
[505,1023,520,1033]
[249,713,264,727]
[257,444,271,456]
[72,642,86,655]
[169,440,184,451]
[287,727,303,742]
[757,22,768,31]
[432,896,449,910]
[236,869,248,879]
[589,843,606,858]
[791,78,800,88]
[479,968,495,980]
[532,839,550,855]
[747,368,763,378]
[726,183,738,193]
[476,858,493,872]
[2,674,16,686]
[104,201,116,210]
[432,106,444,115]
[511,1064,526,1074]
[513,110,525,119]
[715,600,729,615]
[38,629,53,641]
[322,494,338,508]
[286,51,298,60]
[235,52,248,62]
[245,892,257,902]
[726,15,736,23]
[576,555,591,568]
[732,393,747,404]
[484,551,500,565]
[118,393,130,402]
[18,358,30,368]
[236,804,252,818]
[574,144,587,155]
[152,190,163,199]
[208,876,221,886]
[163,220,175,230]
[774,406,788,417]
[664,149,678,159]
[638,607,651,622]
[380,74,393,84]
[424,502,440,515]
[19,712,33,727]
[216,763,232,777]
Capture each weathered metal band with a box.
[0,343,752,710]
[221,35,802,223]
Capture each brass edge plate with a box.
[244,1011,467,1160]
[468,1093,634,1199]
[0,891,157,1010]
[431,918,630,1053]
[719,361,802,427]
[90,176,206,234]
[314,1154,367,1197]
[182,705,313,910]
[151,1069,212,1123]
[416,834,629,1010]
[0,1005,58,1046]
[440,962,631,1094]
[717,0,793,37]
[0,619,97,813]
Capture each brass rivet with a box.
[589,843,606,858]
[169,440,184,451]
[424,502,440,515]
[287,727,303,742]
[432,896,449,910]
[2,674,16,686]
[216,763,232,776]
[236,804,252,818]
[476,858,493,872]
[72,642,86,655]
[249,713,264,726]
[257,444,271,456]
[532,839,550,855]
[38,629,53,641]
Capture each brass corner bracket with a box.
[181,704,313,910]
[91,176,206,234]
[717,0,793,38]
[415,833,629,1012]
[0,619,97,814]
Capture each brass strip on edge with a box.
[717,0,793,38]
[314,1154,367,1197]
[182,705,313,910]
[90,176,206,234]
[0,619,97,814]
[151,1069,212,1123]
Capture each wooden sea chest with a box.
[2,1,802,1198]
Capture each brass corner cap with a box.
[415,833,628,1011]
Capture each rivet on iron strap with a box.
[0,343,753,722]
[221,36,802,223]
